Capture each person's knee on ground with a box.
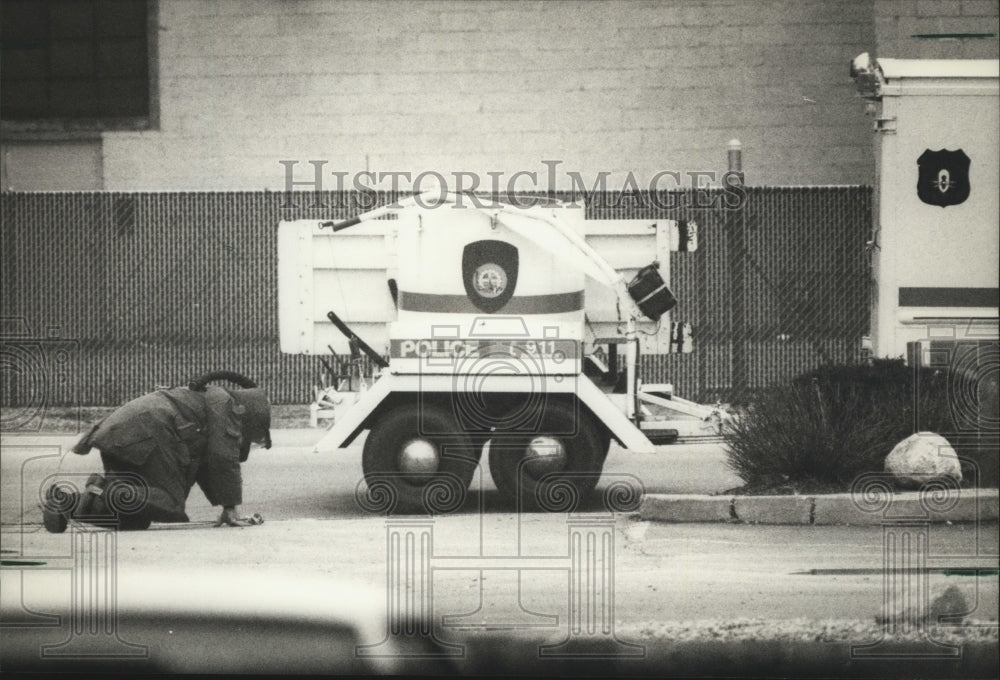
[43,473,152,532]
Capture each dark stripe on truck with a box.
[398,291,584,314]
[898,287,999,308]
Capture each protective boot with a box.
[47,474,152,532]
[42,484,77,534]
[41,475,106,533]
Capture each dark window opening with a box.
[1,0,154,128]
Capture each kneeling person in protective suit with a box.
[44,371,271,531]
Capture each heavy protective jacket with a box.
[74,385,270,522]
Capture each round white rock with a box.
[884,432,962,488]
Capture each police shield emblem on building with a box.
[462,240,518,313]
[917,149,970,207]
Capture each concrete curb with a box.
[638,489,1000,525]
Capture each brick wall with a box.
[98,0,877,190]
[875,0,999,59]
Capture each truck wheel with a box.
[362,404,479,514]
[468,432,493,456]
[584,429,613,494]
[489,400,605,511]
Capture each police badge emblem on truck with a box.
[462,240,518,312]
[473,263,507,297]
[917,149,971,207]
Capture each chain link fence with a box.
[1,187,871,411]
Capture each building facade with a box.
[2,0,998,191]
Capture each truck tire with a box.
[468,433,492,463]
[489,400,605,511]
[362,404,479,514]
[588,429,612,492]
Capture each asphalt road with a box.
[2,430,997,675]
[2,430,996,617]
[3,511,998,671]
[0,429,743,525]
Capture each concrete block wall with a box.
[875,0,999,59]
[98,0,878,190]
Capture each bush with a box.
[723,359,997,490]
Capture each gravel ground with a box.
[617,618,999,644]
[443,618,999,677]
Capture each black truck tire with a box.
[362,404,479,514]
[489,400,606,511]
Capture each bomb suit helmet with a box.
[188,371,272,449]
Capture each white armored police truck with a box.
[278,193,723,511]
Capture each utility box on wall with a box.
[851,54,999,359]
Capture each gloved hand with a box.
[214,506,263,527]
